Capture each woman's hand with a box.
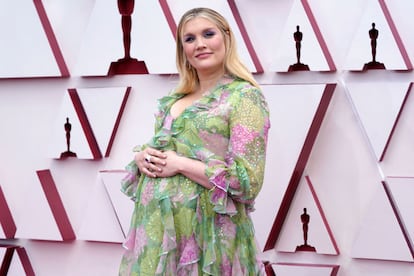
[135,148,167,178]
[154,150,183,178]
[136,149,211,189]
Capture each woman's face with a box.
[181,17,226,75]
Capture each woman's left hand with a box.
[154,150,183,178]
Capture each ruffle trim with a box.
[120,145,146,200]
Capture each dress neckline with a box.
[169,75,235,120]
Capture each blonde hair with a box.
[175,7,259,94]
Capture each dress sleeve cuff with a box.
[120,145,144,200]
[205,160,237,216]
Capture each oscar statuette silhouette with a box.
[60,117,77,158]
[296,208,316,252]
[363,22,385,70]
[288,25,310,72]
[108,0,149,75]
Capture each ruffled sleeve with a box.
[205,83,270,214]
[120,145,144,200]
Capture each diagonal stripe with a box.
[306,175,340,255]
[0,246,15,276]
[382,180,414,259]
[105,87,131,157]
[227,0,263,73]
[380,83,412,161]
[36,170,76,241]
[0,186,16,239]
[68,89,102,159]
[33,0,69,77]
[301,0,336,71]
[159,0,177,39]
[16,247,35,276]
[379,0,413,70]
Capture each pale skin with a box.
[135,17,227,190]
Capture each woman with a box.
[119,7,270,275]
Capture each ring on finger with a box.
[144,154,152,163]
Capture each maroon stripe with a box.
[68,89,102,159]
[380,83,412,161]
[382,180,414,259]
[0,246,16,276]
[379,0,413,70]
[16,247,35,276]
[33,0,70,77]
[0,186,16,238]
[159,0,177,38]
[302,0,336,71]
[36,170,76,241]
[105,87,131,157]
[306,175,340,254]
[228,0,264,73]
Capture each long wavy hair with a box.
[175,7,259,94]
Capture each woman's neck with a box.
[196,70,226,95]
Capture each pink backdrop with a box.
[1,0,414,275]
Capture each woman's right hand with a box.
[135,148,167,178]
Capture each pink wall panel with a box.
[0,1,63,78]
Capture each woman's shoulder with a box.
[227,78,269,113]
[227,78,264,100]
[158,90,184,106]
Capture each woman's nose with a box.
[195,38,206,49]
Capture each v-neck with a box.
[169,93,204,120]
[168,75,234,120]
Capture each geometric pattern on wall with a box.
[350,180,414,262]
[0,186,16,239]
[263,84,336,251]
[346,82,411,161]
[267,262,340,276]
[275,175,339,255]
[1,245,14,275]
[344,0,411,71]
[0,246,35,276]
[77,172,129,243]
[76,0,262,76]
[271,0,335,72]
[40,0,96,75]
[1,0,414,275]
[48,87,131,160]
[254,84,336,250]
[386,177,414,259]
[380,82,414,175]
[383,0,414,69]
[100,170,135,238]
[15,170,75,241]
[0,1,66,78]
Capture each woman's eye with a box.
[183,36,195,43]
[203,31,215,38]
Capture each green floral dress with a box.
[119,76,270,275]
